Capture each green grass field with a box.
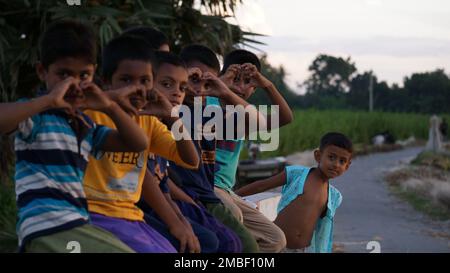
[259,110,448,157]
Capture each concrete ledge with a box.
[243,192,281,221]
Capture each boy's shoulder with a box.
[285,165,311,186]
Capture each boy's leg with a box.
[25,224,134,253]
[205,202,259,253]
[230,193,287,253]
[144,213,219,253]
[214,187,244,222]
[90,212,176,253]
[175,200,242,253]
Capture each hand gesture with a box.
[107,84,146,116]
[220,64,241,87]
[186,67,204,97]
[198,72,232,98]
[78,82,114,112]
[240,63,272,89]
[47,77,80,114]
[139,88,173,119]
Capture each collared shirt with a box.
[278,165,343,253]
[14,104,111,248]
[83,111,195,221]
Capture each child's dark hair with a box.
[101,35,157,81]
[319,132,353,153]
[39,20,97,69]
[123,26,169,50]
[179,44,220,74]
[222,49,261,75]
[155,51,186,71]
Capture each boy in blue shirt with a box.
[167,44,261,252]
[236,132,353,253]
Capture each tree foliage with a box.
[0,0,263,102]
[298,54,450,114]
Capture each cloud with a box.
[259,36,450,58]
[231,0,450,93]
[226,1,273,35]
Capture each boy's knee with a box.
[273,230,287,252]
[228,205,243,223]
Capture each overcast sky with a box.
[226,0,450,93]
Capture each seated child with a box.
[82,35,199,253]
[166,44,263,253]
[213,49,292,252]
[135,51,215,253]
[137,51,242,253]
[236,132,353,253]
[0,20,149,253]
[122,29,244,253]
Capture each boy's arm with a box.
[167,179,199,207]
[163,192,196,233]
[165,117,200,169]
[200,72,265,136]
[0,77,75,134]
[235,170,286,197]
[79,82,148,152]
[162,192,200,251]
[142,170,200,253]
[141,89,199,169]
[260,82,294,129]
[241,63,294,129]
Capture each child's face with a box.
[154,63,189,106]
[314,145,352,179]
[37,57,96,106]
[110,60,153,109]
[185,60,218,104]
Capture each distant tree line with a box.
[251,54,450,114]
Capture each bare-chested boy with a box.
[236,132,352,253]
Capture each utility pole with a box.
[369,71,374,112]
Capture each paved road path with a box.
[331,147,450,253]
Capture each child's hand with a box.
[106,85,146,116]
[169,223,201,253]
[241,63,273,90]
[199,72,232,98]
[78,82,114,112]
[47,77,81,114]
[220,64,241,87]
[186,67,204,97]
[188,67,203,83]
[139,88,173,119]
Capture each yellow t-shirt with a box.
[83,111,194,221]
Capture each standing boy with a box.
[236,132,352,253]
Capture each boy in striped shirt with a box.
[0,20,148,252]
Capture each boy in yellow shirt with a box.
[83,35,199,252]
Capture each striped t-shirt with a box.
[14,108,111,248]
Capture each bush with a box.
[0,184,18,253]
